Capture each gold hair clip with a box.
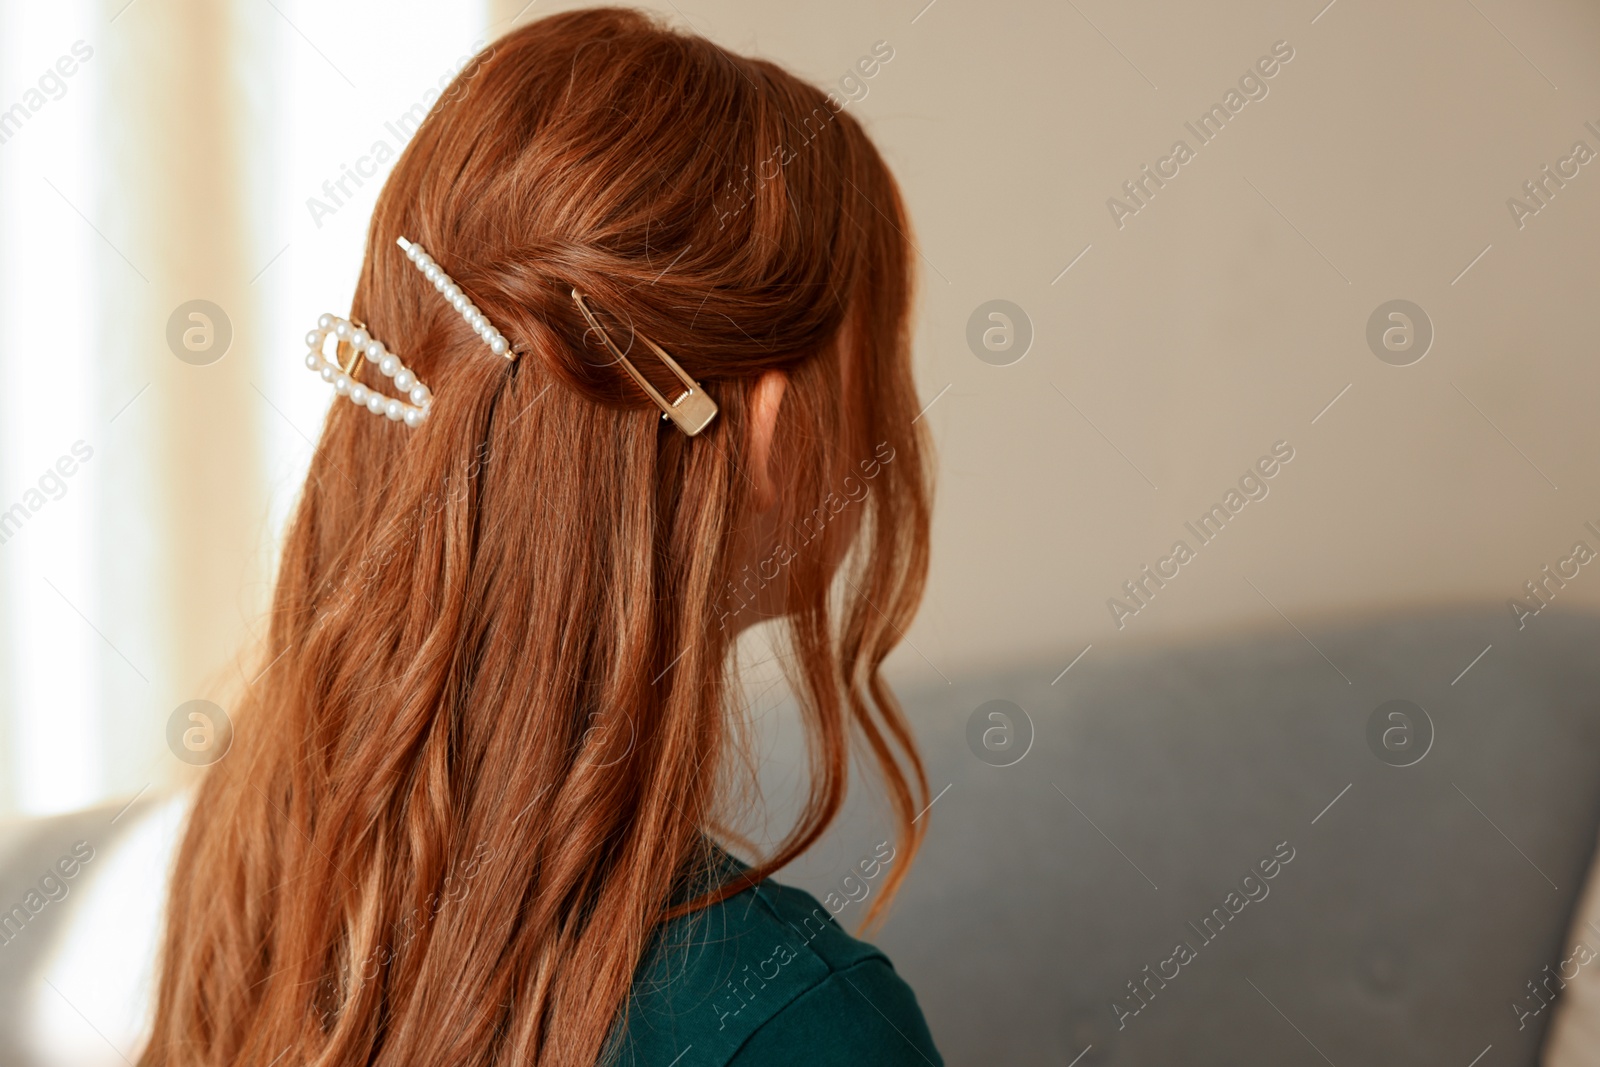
[570,289,718,437]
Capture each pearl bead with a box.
[304,298,442,431]
[392,233,508,390]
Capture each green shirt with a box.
[611,863,943,1066]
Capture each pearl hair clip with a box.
[302,235,513,429]
[395,236,513,360]
[304,314,434,428]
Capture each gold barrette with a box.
[570,289,718,437]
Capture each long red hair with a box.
[140,8,931,1065]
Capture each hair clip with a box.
[304,314,434,428]
[570,289,718,437]
[397,236,513,360]
[301,237,519,428]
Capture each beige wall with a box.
[104,0,268,794]
[489,0,1600,683]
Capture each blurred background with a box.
[5,0,1600,1064]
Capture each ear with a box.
[749,370,788,511]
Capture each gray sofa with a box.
[3,605,1598,1065]
[833,606,1600,1066]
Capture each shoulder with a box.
[611,868,942,1067]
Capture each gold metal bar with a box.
[570,290,718,436]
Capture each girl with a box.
[140,9,939,1065]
